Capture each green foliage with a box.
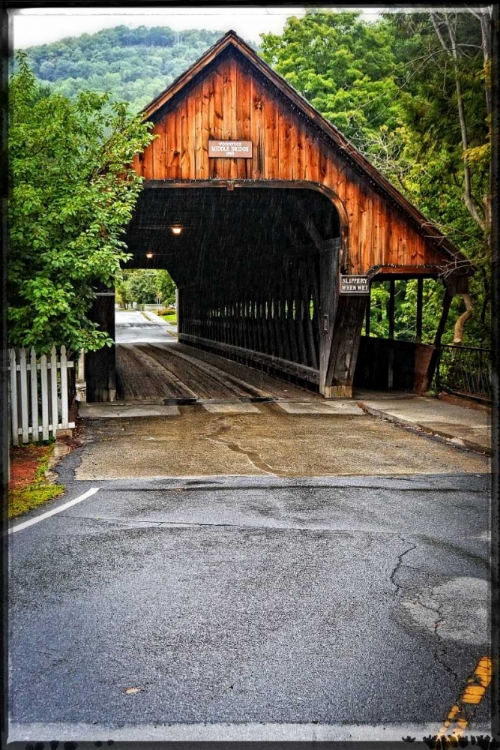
[384,11,491,345]
[117,269,176,306]
[388,13,487,155]
[368,279,452,344]
[18,26,230,113]
[260,12,402,148]
[8,53,154,353]
[156,269,176,306]
[384,13,489,253]
[367,278,489,348]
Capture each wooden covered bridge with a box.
[86,31,471,402]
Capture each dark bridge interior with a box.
[124,185,341,383]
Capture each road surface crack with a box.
[389,537,417,597]
[391,540,459,681]
[56,514,367,534]
[413,593,459,681]
[205,419,277,476]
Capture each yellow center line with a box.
[438,656,493,739]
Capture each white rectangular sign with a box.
[340,275,370,295]
[208,140,253,158]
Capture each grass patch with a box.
[9,442,65,519]
[9,484,64,519]
[161,313,177,324]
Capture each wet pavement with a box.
[356,391,491,455]
[74,404,489,480]
[8,469,491,742]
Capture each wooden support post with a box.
[420,287,454,393]
[318,243,339,395]
[365,287,371,337]
[324,296,367,398]
[177,287,182,335]
[433,288,454,348]
[387,279,395,389]
[416,277,423,343]
[388,279,395,340]
[85,287,116,403]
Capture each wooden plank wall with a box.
[178,252,323,385]
[133,54,444,274]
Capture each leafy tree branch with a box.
[8,53,154,354]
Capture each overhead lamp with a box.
[170,225,183,235]
[146,252,154,259]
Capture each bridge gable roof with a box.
[141,30,467,268]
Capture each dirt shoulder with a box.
[8,433,81,519]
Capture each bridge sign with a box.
[208,140,253,158]
[339,275,370,295]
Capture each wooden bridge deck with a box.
[116,343,321,403]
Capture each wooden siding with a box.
[133,54,446,275]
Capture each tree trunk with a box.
[453,293,474,344]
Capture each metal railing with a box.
[436,344,492,403]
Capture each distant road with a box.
[115,309,175,344]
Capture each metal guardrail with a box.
[436,344,492,403]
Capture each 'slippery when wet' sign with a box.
[339,275,370,295]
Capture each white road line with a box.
[9,487,100,534]
[8,721,493,742]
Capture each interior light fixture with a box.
[170,225,183,235]
[146,252,154,259]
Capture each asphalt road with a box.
[8,466,491,742]
[115,309,176,344]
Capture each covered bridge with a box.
[86,30,471,402]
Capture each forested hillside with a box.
[18,26,229,112]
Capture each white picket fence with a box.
[9,346,75,446]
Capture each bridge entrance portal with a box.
[84,30,471,403]
[85,182,354,402]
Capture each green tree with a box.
[8,53,154,353]
[156,269,176,305]
[124,269,159,304]
[115,273,133,309]
[384,10,492,344]
[121,269,176,305]
[368,279,450,345]
[260,11,402,149]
